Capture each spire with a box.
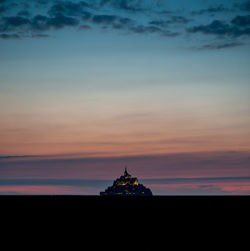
[124,166,131,178]
[124,166,128,176]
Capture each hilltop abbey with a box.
[100,167,153,196]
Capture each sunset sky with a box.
[0,0,250,195]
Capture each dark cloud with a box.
[187,19,250,37]
[90,14,136,32]
[0,16,30,32]
[46,14,79,29]
[17,10,30,17]
[119,17,133,25]
[149,16,190,28]
[99,0,143,12]
[197,42,244,50]
[191,4,229,15]
[0,0,248,48]
[162,30,179,37]
[48,1,91,17]
[0,1,19,15]
[116,0,143,11]
[81,11,92,20]
[0,155,41,159]
[245,0,250,11]
[234,0,250,12]
[0,5,6,14]
[130,25,163,34]
[78,24,91,30]
[0,33,20,39]
[31,33,50,38]
[130,24,179,37]
[0,13,79,34]
[3,16,30,27]
[231,15,250,26]
[92,14,117,24]
[188,20,231,36]
[31,14,49,31]
[111,17,134,29]
[0,0,187,40]
[149,20,169,27]
[169,16,190,24]
[36,0,49,5]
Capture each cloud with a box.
[191,4,230,15]
[30,14,50,31]
[143,176,250,184]
[231,15,250,26]
[0,5,6,14]
[99,0,144,12]
[149,20,169,27]
[78,24,91,30]
[196,42,244,50]
[46,14,79,29]
[48,1,92,17]
[92,14,117,24]
[0,154,42,159]
[81,11,92,20]
[149,16,190,28]
[168,16,190,24]
[0,1,174,39]
[0,13,79,34]
[234,0,250,12]
[0,1,92,38]
[0,32,19,39]
[130,24,162,34]
[90,14,137,32]
[245,0,250,11]
[128,24,179,37]
[0,16,30,34]
[1,176,250,195]
[187,19,250,37]
[114,0,142,11]
[17,10,30,17]
[188,20,231,35]
[0,0,248,49]
[0,179,111,187]
[36,0,50,5]
[0,1,19,14]
[1,150,249,178]
[31,33,50,38]
[1,151,250,195]
[2,16,30,29]
[0,0,186,40]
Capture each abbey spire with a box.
[124,166,131,178]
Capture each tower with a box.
[124,166,131,178]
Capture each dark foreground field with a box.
[1,194,248,207]
[1,196,248,226]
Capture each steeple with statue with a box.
[100,166,153,196]
[124,167,131,178]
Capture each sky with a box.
[0,0,250,195]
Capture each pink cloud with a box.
[0,185,99,195]
[145,180,250,195]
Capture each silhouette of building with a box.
[100,167,153,196]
